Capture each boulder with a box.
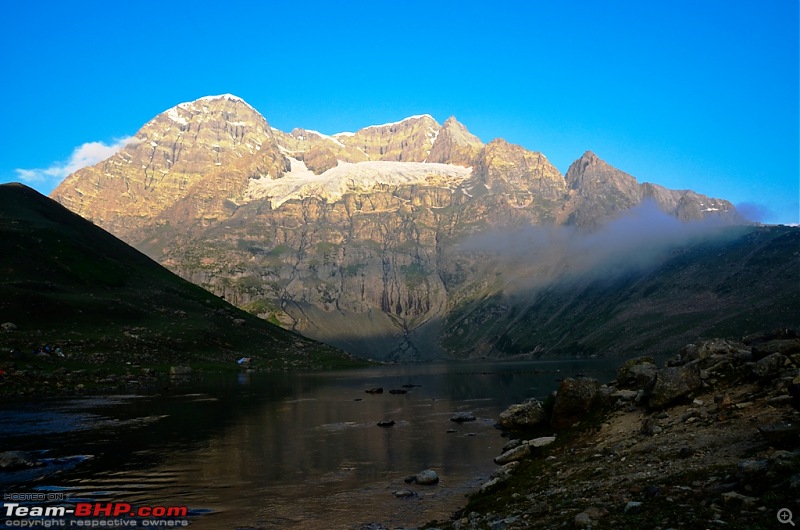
[752,338,800,359]
[376,420,395,428]
[646,365,702,409]
[685,339,747,361]
[750,352,788,378]
[551,378,601,430]
[497,399,546,430]
[616,356,657,389]
[494,443,531,465]
[1,322,17,331]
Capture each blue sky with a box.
[1,0,797,224]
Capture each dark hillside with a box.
[0,183,360,371]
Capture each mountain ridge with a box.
[46,94,778,362]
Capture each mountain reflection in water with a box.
[0,360,617,529]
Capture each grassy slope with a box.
[0,183,364,371]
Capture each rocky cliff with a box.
[49,95,788,362]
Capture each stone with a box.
[757,423,800,445]
[169,366,192,377]
[574,512,592,527]
[498,399,546,430]
[414,469,439,485]
[583,506,608,519]
[752,338,800,359]
[376,420,395,427]
[494,443,531,465]
[490,461,520,479]
[616,356,657,389]
[624,501,643,513]
[450,412,476,423]
[1,322,17,331]
[480,477,505,493]
[737,459,769,478]
[646,365,702,409]
[393,489,416,498]
[529,436,556,448]
[721,491,757,506]
[551,377,601,429]
[682,339,748,362]
[611,389,638,401]
[750,352,788,377]
[365,387,383,394]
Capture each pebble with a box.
[624,501,643,514]
[393,489,416,498]
[574,512,592,527]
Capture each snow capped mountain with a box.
[49,94,747,361]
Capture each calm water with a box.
[0,360,616,529]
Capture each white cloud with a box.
[15,136,136,191]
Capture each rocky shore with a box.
[417,330,800,530]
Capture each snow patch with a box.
[172,94,258,116]
[166,107,189,125]
[363,114,435,131]
[305,129,346,148]
[246,160,472,208]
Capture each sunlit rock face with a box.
[52,95,754,361]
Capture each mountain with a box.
[0,183,360,370]
[50,95,796,361]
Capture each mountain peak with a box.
[363,114,437,131]
[580,150,599,162]
[172,93,260,116]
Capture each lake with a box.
[0,360,618,529]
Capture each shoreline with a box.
[414,331,800,530]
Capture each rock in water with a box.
[450,412,476,423]
[414,469,439,485]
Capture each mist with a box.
[456,200,741,291]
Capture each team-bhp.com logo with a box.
[3,499,190,528]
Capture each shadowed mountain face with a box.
[49,95,797,361]
[0,183,359,369]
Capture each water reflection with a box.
[0,360,617,529]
